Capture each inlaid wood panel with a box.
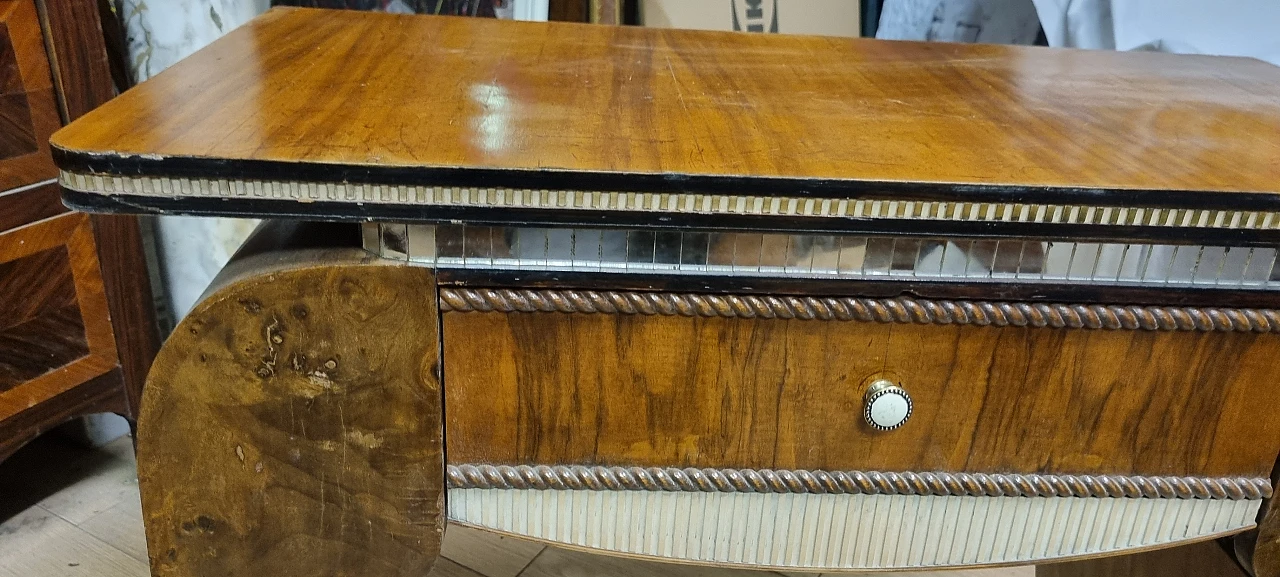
[0,25,36,157]
[0,212,118,423]
[442,304,1280,478]
[0,245,87,391]
[0,0,59,190]
[34,0,160,416]
[50,7,1280,205]
[0,181,67,231]
[0,0,153,467]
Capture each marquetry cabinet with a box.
[0,0,157,461]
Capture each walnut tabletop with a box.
[50,6,1280,227]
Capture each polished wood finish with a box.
[1240,461,1280,577]
[45,0,154,412]
[35,0,115,121]
[0,181,66,231]
[85,213,157,414]
[35,0,159,414]
[0,212,121,426]
[1038,539,1247,577]
[0,0,157,464]
[136,242,444,577]
[548,0,588,21]
[0,244,89,390]
[442,304,1280,478]
[50,7,1280,203]
[0,367,126,463]
[0,0,59,190]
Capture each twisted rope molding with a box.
[447,464,1272,500]
[438,288,1280,332]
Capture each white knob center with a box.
[868,393,910,429]
[864,380,912,431]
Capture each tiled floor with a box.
[0,435,1033,577]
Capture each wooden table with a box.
[50,7,1280,576]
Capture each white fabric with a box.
[1030,0,1280,65]
[1029,0,1114,48]
[877,0,1042,44]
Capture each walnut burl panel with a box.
[443,306,1280,479]
[51,7,1280,200]
[136,250,443,577]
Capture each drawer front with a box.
[439,287,1279,569]
[0,0,61,191]
[442,289,1280,479]
[0,211,118,422]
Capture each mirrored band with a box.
[369,223,1280,291]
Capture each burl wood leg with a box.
[135,245,443,577]
[1238,461,1280,577]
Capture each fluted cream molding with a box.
[447,488,1260,570]
[446,464,1271,500]
[438,288,1280,333]
[59,169,1280,230]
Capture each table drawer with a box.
[441,288,1280,480]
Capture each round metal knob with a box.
[864,380,912,431]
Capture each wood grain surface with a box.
[1037,539,1247,577]
[0,245,87,391]
[135,246,444,577]
[33,0,115,122]
[0,181,68,231]
[443,305,1280,478]
[1240,461,1280,577]
[0,367,126,464]
[0,212,118,423]
[34,0,159,416]
[50,7,1280,202]
[0,0,59,190]
[0,0,153,468]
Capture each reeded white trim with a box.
[446,488,1258,570]
[59,170,1280,230]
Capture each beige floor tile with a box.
[77,493,148,563]
[441,524,546,577]
[431,557,492,577]
[0,505,147,577]
[35,438,139,525]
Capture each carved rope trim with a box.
[447,464,1272,500]
[438,288,1280,332]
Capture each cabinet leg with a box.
[134,248,443,577]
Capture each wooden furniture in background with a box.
[49,8,1280,576]
[0,0,158,463]
[548,0,633,24]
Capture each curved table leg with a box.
[136,244,443,577]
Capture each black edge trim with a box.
[52,146,1280,212]
[62,188,1280,246]
[436,269,1280,309]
